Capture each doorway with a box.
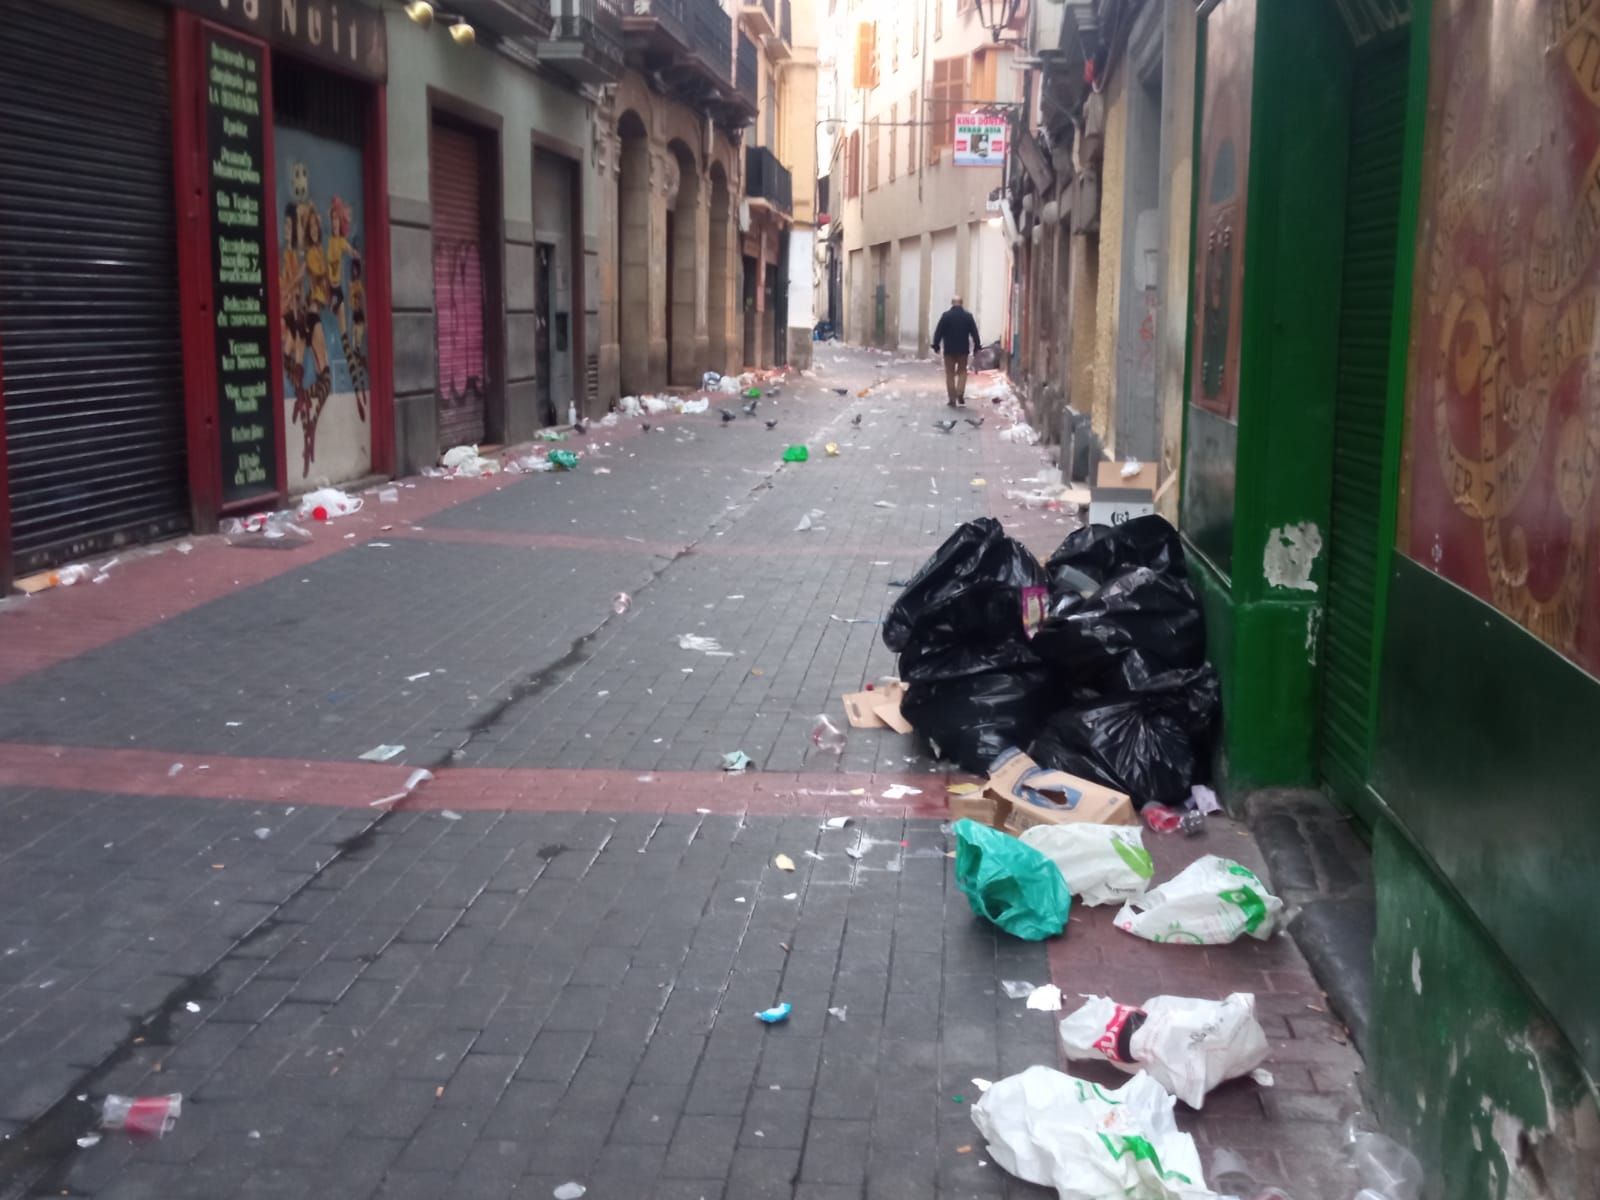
[742,255,758,366]
[534,243,554,426]
[1317,32,1411,828]
[533,147,577,425]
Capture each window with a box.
[888,103,897,181]
[928,56,965,164]
[908,89,918,168]
[867,119,880,191]
[853,22,878,89]
[846,130,861,198]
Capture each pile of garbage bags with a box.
[883,514,1219,807]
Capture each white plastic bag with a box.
[440,445,500,476]
[1058,993,1269,1109]
[971,1067,1211,1200]
[1020,824,1154,907]
[677,397,710,415]
[296,486,363,520]
[1114,856,1284,944]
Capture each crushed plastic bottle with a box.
[101,1094,183,1138]
[612,592,631,616]
[1142,804,1186,834]
[1209,1149,1296,1199]
[810,715,847,757]
[1349,1132,1423,1200]
[1180,808,1207,836]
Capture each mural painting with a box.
[275,126,370,487]
[1404,1,1600,675]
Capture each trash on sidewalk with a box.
[881,784,922,800]
[755,1002,792,1024]
[359,744,405,762]
[1190,784,1223,815]
[222,510,313,548]
[722,751,753,773]
[377,487,400,503]
[1025,984,1063,1012]
[549,449,581,470]
[1143,803,1207,836]
[504,453,554,473]
[370,767,433,808]
[297,486,363,521]
[1114,856,1285,944]
[984,748,1136,835]
[810,715,847,757]
[841,683,912,733]
[794,509,825,532]
[1000,980,1035,1000]
[1058,992,1269,1109]
[76,1133,101,1148]
[1088,459,1158,526]
[774,854,796,871]
[612,592,631,615]
[953,818,1072,941]
[1345,1119,1424,1200]
[679,633,731,656]
[1210,1149,1298,1200]
[1018,823,1153,907]
[553,1184,588,1200]
[101,1094,183,1138]
[782,444,809,463]
[822,816,852,830]
[971,1067,1207,1200]
[824,442,840,457]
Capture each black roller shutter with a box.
[0,0,188,574]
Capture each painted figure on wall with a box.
[275,127,371,487]
[1405,3,1600,674]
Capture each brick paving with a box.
[0,348,1364,1198]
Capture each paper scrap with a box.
[359,744,405,762]
[774,854,795,871]
[1025,984,1063,1012]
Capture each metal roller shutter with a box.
[1318,37,1409,823]
[431,123,488,449]
[0,0,188,573]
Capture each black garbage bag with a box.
[884,518,1047,654]
[1032,565,1205,690]
[1046,513,1189,596]
[901,642,1056,775]
[1029,665,1221,808]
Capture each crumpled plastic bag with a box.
[884,518,1047,654]
[971,1067,1211,1200]
[1115,856,1284,944]
[1029,666,1221,809]
[1018,823,1153,907]
[953,819,1072,941]
[440,444,500,477]
[295,486,362,520]
[1057,992,1269,1109]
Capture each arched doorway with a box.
[617,111,650,397]
[707,163,731,375]
[666,139,700,387]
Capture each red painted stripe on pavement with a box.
[387,525,936,561]
[0,742,963,819]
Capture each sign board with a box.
[204,30,276,503]
[170,0,387,82]
[953,112,1007,167]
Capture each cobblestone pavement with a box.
[0,348,1364,1198]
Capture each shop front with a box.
[0,0,391,592]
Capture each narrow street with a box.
[0,349,1361,1199]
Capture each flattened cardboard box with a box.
[947,788,1011,828]
[983,748,1136,833]
[842,683,912,734]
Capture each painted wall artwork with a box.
[1402,2,1600,676]
[275,125,370,488]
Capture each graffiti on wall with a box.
[434,239,487,408]
[1405,2,1600,674]
[276,126,369,487]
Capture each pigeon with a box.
[720,408,738,423]
[571,420,588,435]
[964,417,984,429]
[851,414,862,427]
[742,398,759,416]
[933,419,958,433]
[832,387,849,395]
[765,419,779,430]
[641,422,652,433]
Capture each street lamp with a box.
[975,0,1016,43]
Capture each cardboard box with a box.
[983,748,1136,832]
[1096,460,1159,492]
[842,683,912,733]
[1088,486,1157,529]
[947,790,1003,827]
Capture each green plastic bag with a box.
[745,387,762,399]
[953,819,1073,941]
[549,449,580,470]
[782,444,809,463]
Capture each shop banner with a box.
[954,113,1007,167]
[169,0,387,82]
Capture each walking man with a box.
[931,295,981,407]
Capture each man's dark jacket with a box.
[931,306,981,357]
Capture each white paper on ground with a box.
[1058,992,1269,1109]
[1114,856,1285,944]
[1020,824,1155,908]
[1025,984,1063,1012]
[970,1067,1210,1200]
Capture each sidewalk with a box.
[0,348,1363,1199]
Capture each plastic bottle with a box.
[612,592,631,616]
[1142,804,1185,833]
[1208,1149,1296,1200]
[101,1094,183,1138]
[568,401,578,425]
[1350,1132,1424,1200]
[810,715,847,756]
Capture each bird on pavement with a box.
[641,422,652,433]
[964,417,984,429]
[742,398,759,416]
[832,387,849,395]
[571,419,588,435]
[765,419,779,430]
[719,408,738,423]
[851,414,862,427]
[933,419,958,433]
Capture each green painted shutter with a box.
[1319,37,1409,817]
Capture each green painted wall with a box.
[1370,815,1600,1199]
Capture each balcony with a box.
[736,33,758,111]
[623,0,753,126]
[453,0,554,41]
[535,0,625,84]
[739,0,775,40]
[745,144,792,216]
